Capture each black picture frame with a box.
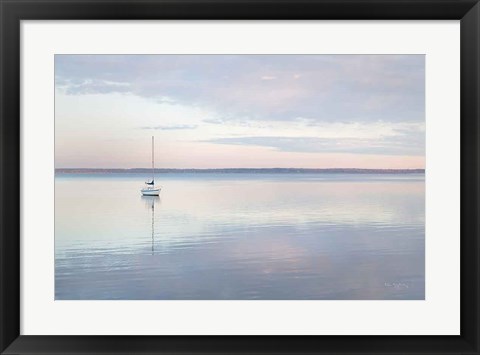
[1,0,479,354]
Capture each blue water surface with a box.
[55,173,425,300]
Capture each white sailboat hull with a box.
[141,187,161,196]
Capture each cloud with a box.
[55,55,425,125]
[206,133,424,156]
[139,124,197,130]
[203,118,224,124]
[56,78,131,95]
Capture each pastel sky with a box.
[55,55,425,169]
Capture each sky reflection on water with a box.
[55,173,424,300]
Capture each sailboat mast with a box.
[152,136,154,183]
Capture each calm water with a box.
[55,173,425,300]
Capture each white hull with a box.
[141,187,161,196]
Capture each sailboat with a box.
[141,136,161,196]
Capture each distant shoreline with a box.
[55,168,425,174]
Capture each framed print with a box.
[1,0,479,354]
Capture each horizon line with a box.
[55,167,425,172]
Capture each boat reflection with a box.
[142,196,160,254]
